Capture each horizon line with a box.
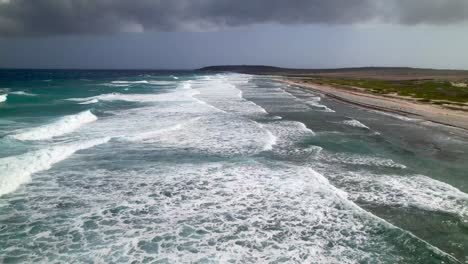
[1,65,468,71]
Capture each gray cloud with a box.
[0,0,467,36]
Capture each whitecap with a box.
[372,110,420,122]
[100,83,130,87]
[9,91,37,96]
[0,94,7,103]
[110,80,175,86]
[78,99,99,105]
[123,117,201,142]
[257,123,278,151]
[0,137,110,197]
[112,80,149,84]
[306,98,336,112]
[148,81,175,85]
[319,152,407,169]
[10,110,98,141]
[342,119,370,129]
[67,89,198,104]
[191,75,269,117]
[337,171,468,220]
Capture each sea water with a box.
[0,70,466,263]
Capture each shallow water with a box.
[0,70,466,263]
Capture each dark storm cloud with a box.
[390,0,468,24]
[0,0,467,36]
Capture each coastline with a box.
[282,79,468,131]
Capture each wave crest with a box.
[342,119,370,129]
[0,138,110,197]
[10,110,98,141]
[10,91,37,96]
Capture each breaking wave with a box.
[0,137,110,197]
[10,110,98,141]
[10,91,37,96]
[342,119,370,129]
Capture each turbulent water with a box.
[0,70,467,263]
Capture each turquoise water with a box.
[0,70,467,263]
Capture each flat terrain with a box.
[299,78,468,109]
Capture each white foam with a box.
[10,110,98,141]
[148,81,175,85]
[257,123,278,151]
[372,110,420,122]
[191,75,269,117]
[0,73,457,263]
[0,94,7,103]
[78,99,99,105]
[306,98,336,112]
[318,152,407,169]
[0,137,110,197]
[100,83,130,87]
[336,171,468,220]
[342,119,370,129]
[110,80,175,85]
[144,116,277,156]
[112,80,149,84]
[123,118,201,142]
[76,99,216,143]
[125,124,184,141]
[19,161,452,263]
[9,91,37,96]
[261,120,317,157]
[67,89,198,104]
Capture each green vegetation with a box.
[304,78,468,105]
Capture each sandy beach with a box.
[283,79,468,131]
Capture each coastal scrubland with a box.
[302,78,468,107]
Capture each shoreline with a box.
[281,79,468,131]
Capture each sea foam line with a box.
[112,80,149,84]
[79,99,99,105]
[0,137,110,197]
[110,80,175,85]
[67,89,198,104]
[10,110,98,141]
[123,117,201,141]
[10,91,37,96]
[308,167,460,263]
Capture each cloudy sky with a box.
[1,0,468,69]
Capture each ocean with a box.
[0,70,467,263]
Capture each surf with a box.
[0,137,110,197]
[9,91,37,96]
[10,110,98,141]
[0,94,7,103]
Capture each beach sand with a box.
[283,79,468,131]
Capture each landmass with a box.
[199,65,468,130]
